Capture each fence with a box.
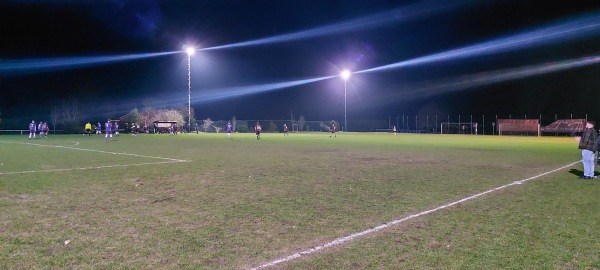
[149,114,594,135]
[0,113,592,136]
[197,120,341,133]
[0,130,64,135]
[392,114,590,135]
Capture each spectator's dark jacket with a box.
[579,127,598,152]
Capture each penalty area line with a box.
[248,161,579,270]
[0,160,187,175]
[0,140,190,162]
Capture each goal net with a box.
[441,122,478,134]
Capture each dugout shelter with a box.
[153,121,178,134]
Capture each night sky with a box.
[1,0,600,129]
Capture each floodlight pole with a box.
[186,46,195,133]
[187,53,191,133]
[344,79,347,132]
[341,70,350,132]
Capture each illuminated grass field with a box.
[0,133,598,269]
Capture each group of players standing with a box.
[27,120,49,139]
[246,121,335,140]
[83,120,120,142]
[227,121,337,140]
[29,120,339,141]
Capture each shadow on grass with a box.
[568,169,583,177]
[568,168,600,177]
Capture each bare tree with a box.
[50,106,61,132]
[290,111,295,129]
[203,118,213,132]
[139,107,157,126]
[174,104,194,126]
[58,98,82,123]
[148,109,185,126]
[231,115,237,132]
[129,108,141,124]
[298,115,306,132]
[213,125,222,133]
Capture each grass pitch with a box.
[0,133,598,269]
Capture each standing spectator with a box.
[85,122,92,136]
[104,120,114,142]
[195,123,199,134]
[578,120,597,179]
[226,121,233,140]
[597,128,600,166]
[393,126,397,135]
[330,123,336,138]
[28,120,36,140]
[283,124,289,136]
[255,122,262,140]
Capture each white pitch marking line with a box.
[0,141,190,162]
[249,161,579,270]
[0,161,185,175]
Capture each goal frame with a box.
[440,122,478,135]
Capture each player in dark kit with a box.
[283,124,289,136]
[330,123,336,138]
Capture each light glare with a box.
[341,70,351,80]
[186,47,195,55]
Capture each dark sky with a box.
[1,0,600,128]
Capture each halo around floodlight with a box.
[186,47,195,56]
[341,70,351,80]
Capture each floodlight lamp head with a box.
[186,47,195,56]
[341,70,351,80]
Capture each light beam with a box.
[358,12,600,74]
[382,55,600,102]
[104,54,600,114]
[201,0,469,51]
[0,51,179,76]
